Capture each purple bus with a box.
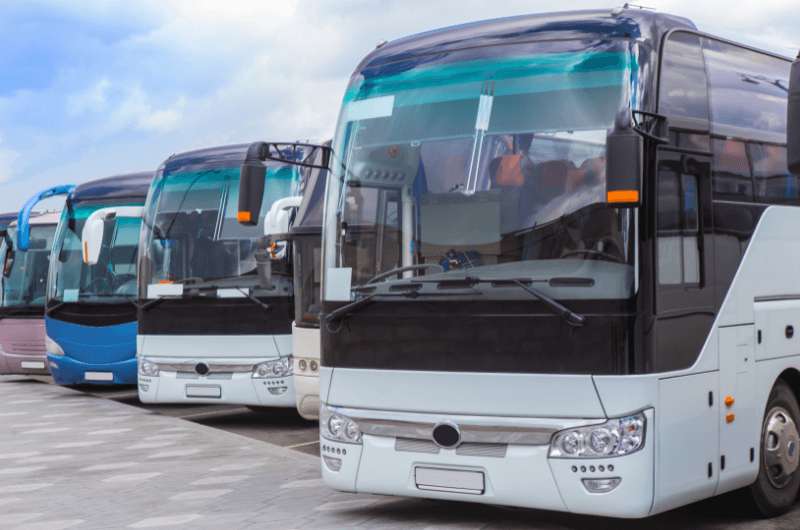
[0,211,61,375]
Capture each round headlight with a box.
[298,359,308,372]
[256,364,269,377]
[309,360,319,372]
[271,362,284,377]
[328,415,345,437]
[561,431,582,455]
[588,427,618,455]
[345,419,360,441]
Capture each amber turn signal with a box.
[725,413,735,424]
[724,395,735,407]
[237,211,252,223]
[607,189,639,203]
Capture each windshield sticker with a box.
[147,282,184,299]
[63,289,79,302]
[325,267,352,301]
[346,95,394,122]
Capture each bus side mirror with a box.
[788,56,800,176]
[238,161,266,226]
[605,126,643,207]
[81,206,143,265]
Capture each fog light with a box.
[582,477,621,494]
[323,455,342,472]
[139,383,150,392]
[298,359,308,372]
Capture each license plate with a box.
[186,384,222,398]
[20,361,45,369]
[85,372,113,381]
[415,466,485,495]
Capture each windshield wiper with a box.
[182,284,271,313]
[417,276,586,327]
[325,284,481,326]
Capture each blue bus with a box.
[45,172,152,385]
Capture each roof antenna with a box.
[621,3,655,10]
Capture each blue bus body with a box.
[46,172,152,385]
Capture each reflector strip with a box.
[607,190,639,203]
[82,241,88,263]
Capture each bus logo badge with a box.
[432,421,461,448]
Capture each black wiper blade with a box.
[418,276,586,327]
[325,286,431,325]
[183,284,270,313]
[509,279,586,327]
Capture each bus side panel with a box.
[715,324,758,495]
[653,371,719,514]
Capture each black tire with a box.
[749,380,800,517]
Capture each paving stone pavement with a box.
[5,376,800,529]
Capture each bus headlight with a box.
[45,335,64,356]
[320,405,362,444]
[138,358,160,377]
[549,412,646,458]
[252,357,292,379]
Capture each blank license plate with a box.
[186,384,222,398]
[85,372,113,381]
[415,467,485,495]
[20,361,45,369]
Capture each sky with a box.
[0,0,798,212]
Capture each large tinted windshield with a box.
[48,203,142,304]
[1,224,56,308]
[324,40,637,299]
[139,163,301,294]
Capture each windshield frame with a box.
[1,223,57,311]
[323,37,641,304]
[47,198,144,306]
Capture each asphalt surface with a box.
[5,376,800,529]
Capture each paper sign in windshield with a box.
[346,96,394,122]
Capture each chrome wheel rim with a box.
[764,406,800,489]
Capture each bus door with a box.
[652,30,720,510]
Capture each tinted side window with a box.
[659,32,709,124]
[749,143,799,203]
[703,39,790,143]
[712,138,753,201]
[657,168,700,286]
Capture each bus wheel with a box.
[749,380,800,517]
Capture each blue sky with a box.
[1,0,798,212]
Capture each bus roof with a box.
[355,8,696,74]
[70,171,153,203]
[7,211,61,228]
[162,143,249,174]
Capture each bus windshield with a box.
[139,163,301,293]
[326,39,638,300]
[48,203,141,304]
[1,224,57,309]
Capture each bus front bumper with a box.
[321,408,655,518]
[293,372,320,420]
[0,350,49,376]
[138,363,295,407]
[47,354,137,385]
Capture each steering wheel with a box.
[366,264,445,285]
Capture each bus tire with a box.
[749,380,800,517]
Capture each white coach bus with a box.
[318,8,800,519]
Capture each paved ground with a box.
[3,376,800,529]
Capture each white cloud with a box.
[67,78,111,116]
[0,135,19,184]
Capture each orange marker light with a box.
[725,413,736,424]
[237,211,252,223]
[724,395,735,407]
[82,241,88,263]
[607,190,640,204]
